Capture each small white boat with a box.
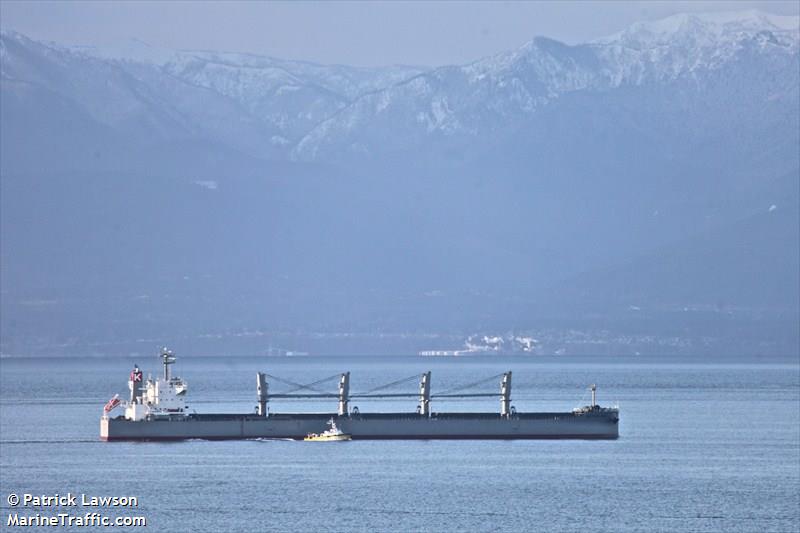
[304,418,351,441]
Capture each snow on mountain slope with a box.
[158,52,423,142]
[292,10,799,161]
[1,10,797,162]
[61,37,425,143]
[1,30,425,154]
[597,10,798,46]
[68,38,424,100]
[1,30,287,167]
[594,10,798,84]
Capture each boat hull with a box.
[304,434,352,441]
[101,411,619,441]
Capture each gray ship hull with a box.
[101,411,619,441]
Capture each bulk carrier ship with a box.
[100,349,619,441]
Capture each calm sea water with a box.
[1,356,798,532]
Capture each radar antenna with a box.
[161,347,176,380]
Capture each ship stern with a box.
[100,416,110,441]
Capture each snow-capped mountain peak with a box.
[2,10,796,164]
[596,9,799,48]
[290,10,798,161]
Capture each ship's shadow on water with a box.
[0,439,101,445]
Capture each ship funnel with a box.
[129,365,143,403]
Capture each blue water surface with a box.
[1,355,798,532]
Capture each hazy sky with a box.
[2,1,798,66]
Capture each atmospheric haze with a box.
[0,6,798,357]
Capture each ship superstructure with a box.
[101,349,619,441]
[119,349,189,421]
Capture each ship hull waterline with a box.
[101,412,619,441]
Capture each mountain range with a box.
[1,10,798,356]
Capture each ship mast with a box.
[419,371,431,417]
[256,372,268,416]
[500,372,512,418]
[338,372,350,416]
[161,347,176,380]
